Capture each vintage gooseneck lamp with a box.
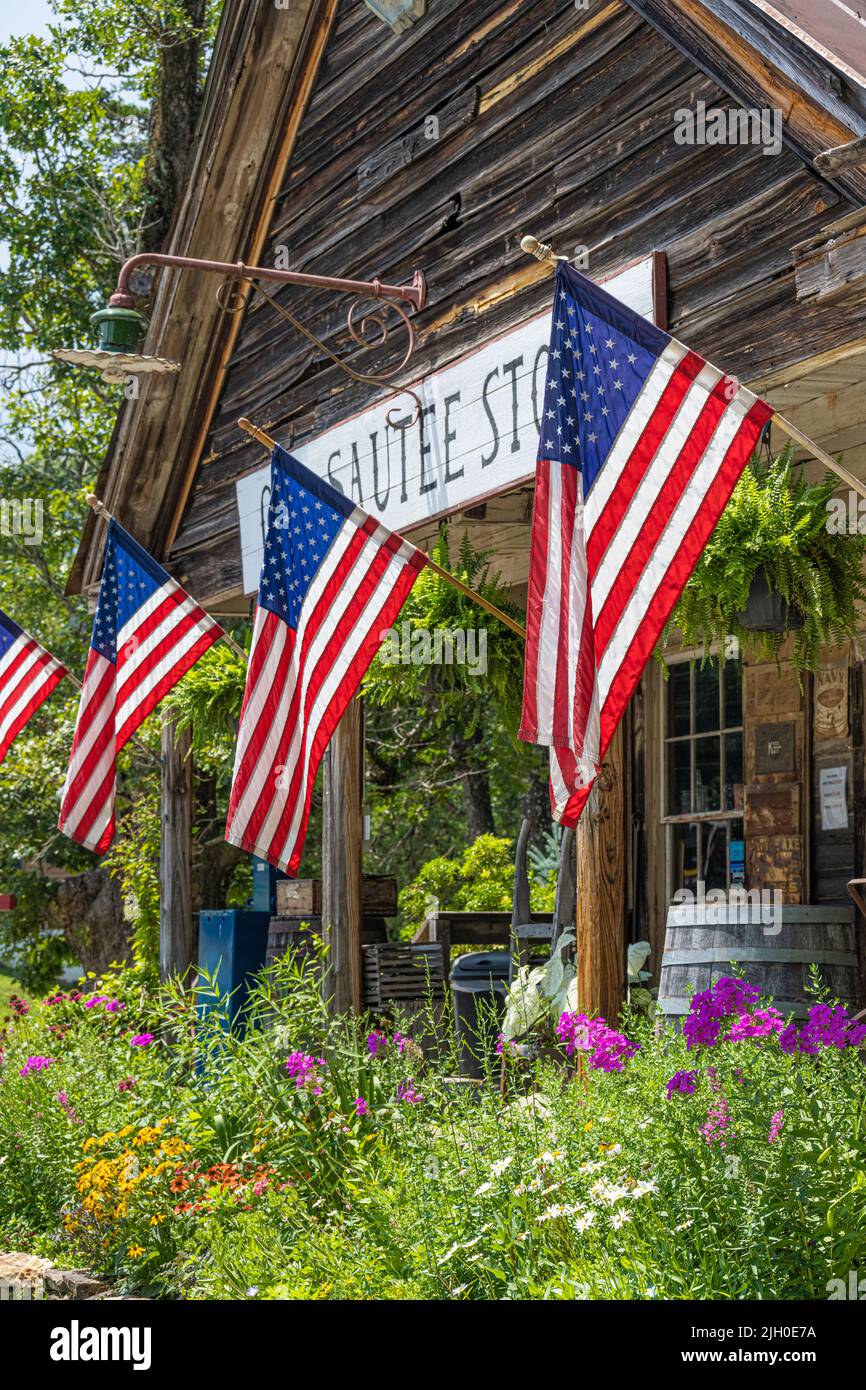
[53,252,428,387]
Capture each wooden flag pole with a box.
[236,417,527,640]
[521,233,866,503]
[84,495,248,660]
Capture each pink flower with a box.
[396,1079,422,1105]
[768,1109,784,1144]
[130,1033,154,1048]
[354,1096,369,1117]
[19,1055,54,1077]
[284,1051,326,1094]
[117,1077,137,1092]
[556,1011,639,1071]
[367,1030,387,1057]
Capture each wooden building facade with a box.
[70,0,866,1010]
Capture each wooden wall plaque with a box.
[754,721,797,775]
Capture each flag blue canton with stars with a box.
[91,521,183,662]
[539,267,670,495]
[259,447,356,629]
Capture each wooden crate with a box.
[362,943,445,1008]
[276,875,397,918]
[267,916,388,966]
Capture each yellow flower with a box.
[149,1214,166,1226]
[127,1245,145,1258]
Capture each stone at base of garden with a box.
[0,1251,54,1285]
[45,1269,112,1299]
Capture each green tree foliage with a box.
[0,1,216,977]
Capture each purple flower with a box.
[768,1108,784,1144]
[682,976,762,1049]
[367,1030,387,1058]
[104,999,124,1014]
[284,1051,326,1094]
[19,1055,54,1077]
[666,1069,698,1099]
[396,1079,422,1105]
[778,1003,866,1055]
[84,996,107,1009]
[117,1077,137,1093]
[724,1007,785,1042]
[130,1033,154,1048]
[354,1096,369,1117]
[556,1012,639,1071]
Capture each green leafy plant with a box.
[363,526,524,731]
[665,449,866,671]
[398,833,556,939]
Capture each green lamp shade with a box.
[91,304,149,355]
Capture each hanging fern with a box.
[162,639,249,777]
[664,448,866,671]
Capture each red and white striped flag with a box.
[519,262,772,825]
[0,608,67,766]
[59,520,222,853]
[226,444,425,875]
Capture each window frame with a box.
[659,642,745,901]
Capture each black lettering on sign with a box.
[443,391,463,483]
[531,345,548,434]
[370,430,390,510]
[350,442,365,505]
[419,403,437,495]
[481,366,499,467]
[387,415,411,503]
[327,450,344,495]
[502,355,523,453]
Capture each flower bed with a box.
[1,958,864,1300]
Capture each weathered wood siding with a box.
[169,0,858,602]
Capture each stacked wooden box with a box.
[361,942,445,1009]
[266,876,396,966]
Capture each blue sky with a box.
[0,0,56,42]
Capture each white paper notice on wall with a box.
[819,765,848,831]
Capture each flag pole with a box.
[236,417,528,640]
[84,495,248,659]
[520,234,866,503]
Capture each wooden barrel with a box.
[658,903,861,1021]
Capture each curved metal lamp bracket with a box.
[111,251,428,425]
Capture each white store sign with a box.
[235,256,659,595]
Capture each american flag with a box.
[226,444,425,875]
[59,520,222,853]
[0,608,67,767]
[519,261,772,825]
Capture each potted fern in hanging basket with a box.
[664,448,866,671]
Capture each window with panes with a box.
[663,655,744,898]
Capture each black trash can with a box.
[450,950,511,1079]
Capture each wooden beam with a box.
[159,713,195,982]
[68,0,340,596]
[322,697,364,1012]
[576,726,626,1023]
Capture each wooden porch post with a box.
[576,725,626,1022]
[322,697,363,1013]
[159,712,195,982]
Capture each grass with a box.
[0,963,24,1016]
